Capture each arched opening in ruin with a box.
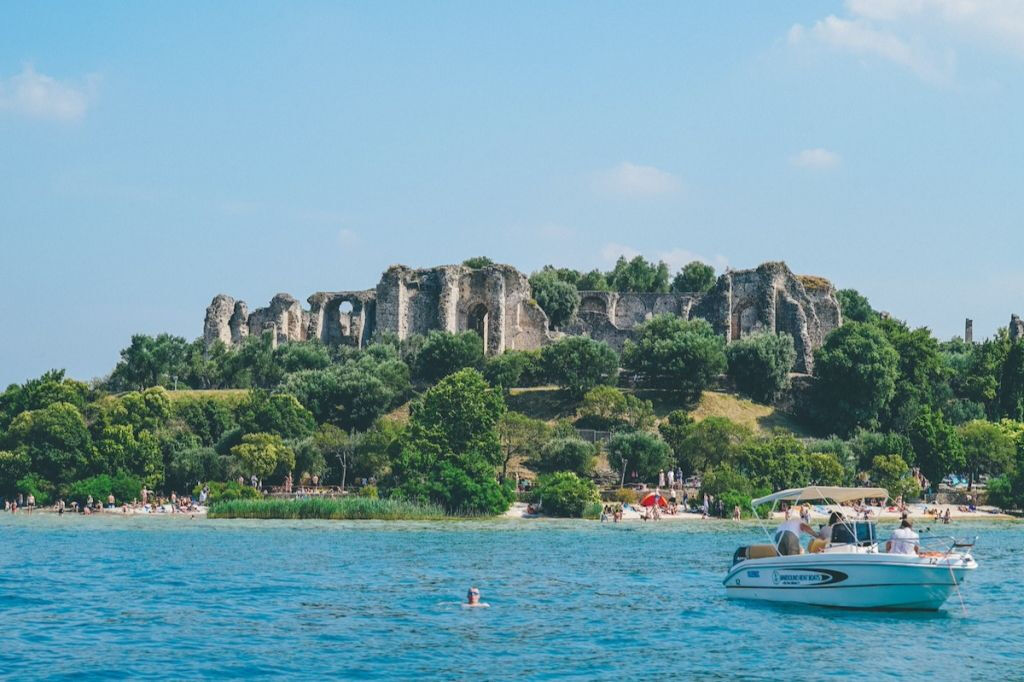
[468,303,489,350]
[338,300,353,337]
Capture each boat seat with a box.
[808,538,827,553]
[747,544,780,559]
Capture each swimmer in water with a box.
[464,586,489,608]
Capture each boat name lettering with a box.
[771,569,848,587]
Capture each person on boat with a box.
[465,587,489,608]
[815,511,845,546]
[886,518,920,555]
[774,517,818,555]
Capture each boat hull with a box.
[723,553,976,610]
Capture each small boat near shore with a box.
[723,486,977,611]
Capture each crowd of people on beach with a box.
[3,486,206,516]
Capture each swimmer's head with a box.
[467,587,480,604]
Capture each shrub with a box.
[16,473,53,506]
[67,473,143,506]
[534,438,595,476]
[535,472,600,517]
[726,332,796,404]
[609,487,638,505]
[358,484,379,499]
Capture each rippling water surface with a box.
[1,515,1021,680]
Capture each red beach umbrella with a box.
[640,493,668,508]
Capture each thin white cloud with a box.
[788,15,952,83]
[600,243,728,272]
[337,228,360,248]
[0,65,98,121]
[593,162,682,198]
[791,147,842,169]
[657,248,729,273]
[600,242,642,263]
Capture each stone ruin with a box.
[204,260,842,374]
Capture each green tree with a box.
[671,261,716,293]
[108,333,191,390]
[497,412,552,479]
[658,409,694,467]
[6,402,93,487]
[413,331,484,384]
[958,419,1015,489]
[274,340,332,374]
[811,322,899,436]
[870,454,922,501]
[577,385,654,431]
[529,270,580,329]
[236,391,316,440]
[534,472,600,517]
[998,340,1024,420]
[534,437,595,476]
[848,430,915,473]
[805,452,847,486]
[736,432,809,491]
[231,433,294,480]
[576,269,611,291]
[908,406,964,488]
[606,431,672,483]
[608,255,670,293]
[392,369,512,514]
[726,332,796,404]
[836,289,878,323]
[484,350,544,390]
[877,319,948,432]
[0,450,30,496]
[170,396,238,446]
[540,336,619,398]
[621,315,726,398]
[282,351,409,430]
[166,446,223,493]
[0,369,91,430]
[673,416,751,476]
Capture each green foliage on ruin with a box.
[671,260,716,294]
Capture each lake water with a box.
[1,515,1021,680]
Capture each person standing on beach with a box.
[26,493,35,513]
[733,505,741,520]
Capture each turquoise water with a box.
[1,516,1021,680]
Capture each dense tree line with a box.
[5,281,1024,515]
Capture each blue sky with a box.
[2,1,1024,386]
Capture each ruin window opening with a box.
[468,304,489,350]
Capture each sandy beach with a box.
[502,502,1016,521]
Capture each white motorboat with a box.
[723,486,977,611]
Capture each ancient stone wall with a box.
[203,260,842,373]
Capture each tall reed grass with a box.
[207,497,448,520]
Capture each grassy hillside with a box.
[505,386,810,436]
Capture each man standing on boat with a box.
[774,517,818,555]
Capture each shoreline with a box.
[7,502,1017,522]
